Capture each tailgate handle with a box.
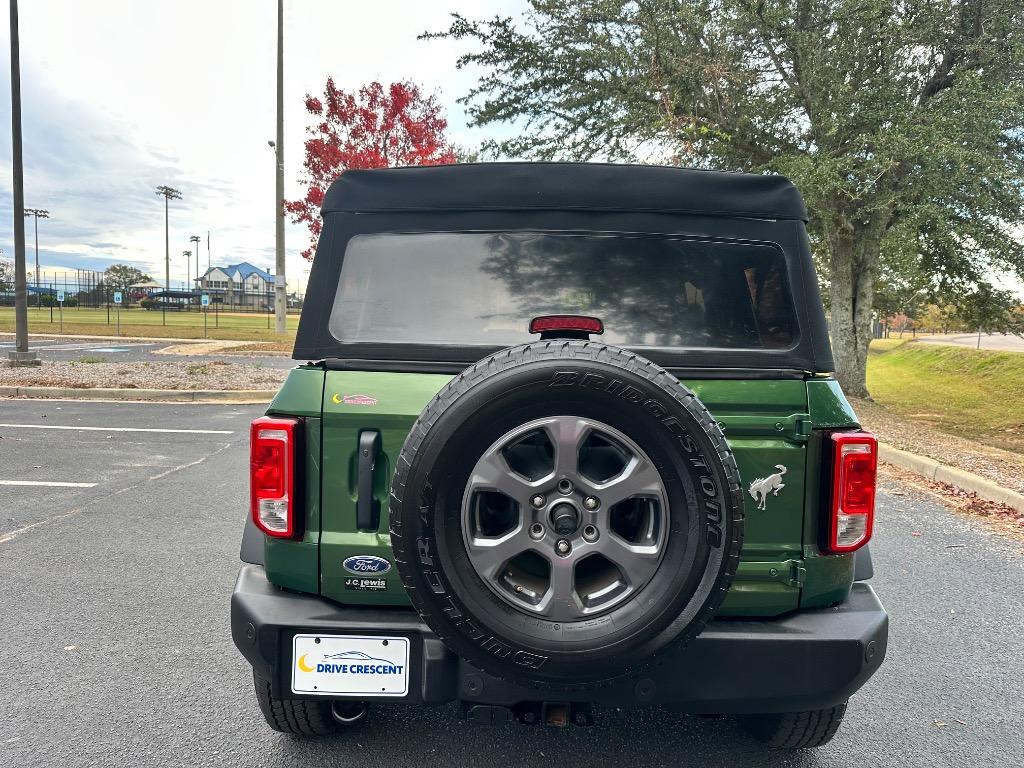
[357,430,382,531]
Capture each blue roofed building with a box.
[198,262,274,309]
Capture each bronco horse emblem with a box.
[748,465,788,510]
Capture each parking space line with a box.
[0,423,234,435]
[0,480,97,488]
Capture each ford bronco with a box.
[231,163,888,749]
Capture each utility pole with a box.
[273,0,287,333]
[190,234,201,290]
[24,208,49,299]
[207,231,211,271]
[7,0,37,366]
[155,186,182,326]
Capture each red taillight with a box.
[250,416,301,538]
[529,315,604,335]
[825,431,877,554]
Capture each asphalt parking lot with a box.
[1,398,1021,768]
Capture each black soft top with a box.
[322,163,809,221]
[297,163,833,374]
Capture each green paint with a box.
[264,416,321,593]
[260,369,864,618]
[267,365,326,418]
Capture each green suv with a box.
[231,163,887,749]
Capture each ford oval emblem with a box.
[343,555,392,575]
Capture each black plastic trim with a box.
[356,431,382,531]
[239,515,264,566]
[231,565,887,713]
[853,545,874,581]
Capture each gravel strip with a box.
[853,397,1024,496]
[0,360,288,391]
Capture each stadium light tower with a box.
[24,207,49,294]
[190,234,201,288]
[155,186,182,293]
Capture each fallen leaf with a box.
[934,720,948,727]
[955,719,967,725]
[911,531,923,537]
[63,645,76,651]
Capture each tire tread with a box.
[253,671,339,736]
[738,702,848,749]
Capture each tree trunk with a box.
[825,214,886,399]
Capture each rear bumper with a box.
[231,564,887,714]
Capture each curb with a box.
[879,443,1024,515]
[0,385,274,403]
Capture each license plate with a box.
[291,634,410,697]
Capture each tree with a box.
[104,264,152,301]
[919,303,959,334]
[431,1,1024,396]
[0,258,12,293]
[285,80,458,259]
[951,282,1024,341]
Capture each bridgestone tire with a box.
[253,672,364,736]
[390,341,744,688]
[737,702,848,749]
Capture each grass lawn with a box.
[867,339,1024,453]
[0,306,298,343]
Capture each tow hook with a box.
[460,701,595,727]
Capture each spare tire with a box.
[390,341,743,688]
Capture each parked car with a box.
[231,163,887,749]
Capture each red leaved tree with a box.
[285,79,458,259]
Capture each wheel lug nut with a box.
[530,494,546,508]
[582,525,599,542]
[557,479,574,495]
[529,523,545,540]
[555,539,572,556]
[583,496,599,510]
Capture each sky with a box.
[0,0,524,293]
[2,1,1020,301]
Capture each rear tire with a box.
[253,671,366,736]
[737,702,847,749]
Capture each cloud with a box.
[0,0,524,293]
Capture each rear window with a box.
[328,232,797,350]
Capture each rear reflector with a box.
[250,416,301,538]
[826,431,877,553]
[529,314,604,335]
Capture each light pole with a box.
[7,0,37,366]
[182,250,192,295]
[155,186,182,326]
[24,207,49,303]
[272,0,286,333]
[190,234,201,290]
